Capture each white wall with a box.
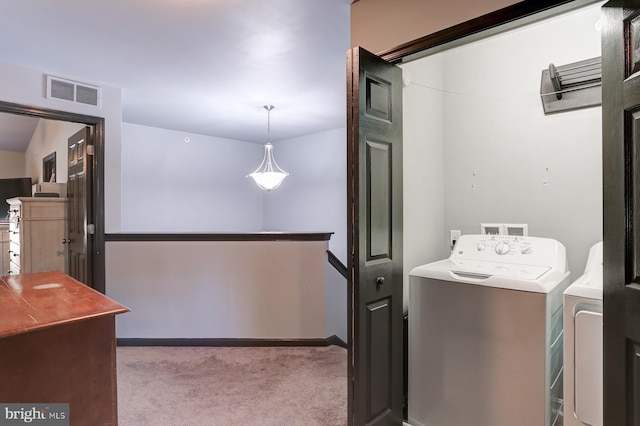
[120,124,348,252]
[107,240,328,339]
[443,3,603,276]
[0,61,123,232]
[25,119,84,185]
[121,123,265,232]
[262,128,348,264]
[402,2,603,278]
[400,54,448,312]
[0,150,25,178]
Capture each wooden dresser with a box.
[0,271,129,425]
[7,197,68,275]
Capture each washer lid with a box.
[438,259,550,280]
[410,260,564,293]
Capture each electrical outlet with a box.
[450,230,461,250]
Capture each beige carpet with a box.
[116,346,347,426]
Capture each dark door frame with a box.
[348,0,603,423]
[375,0,594,63]
[0,100,105,293]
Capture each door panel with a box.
[67,126,93,286]
[367,297,392,419]
[367,139,392,260]
[347,46,403,426]
[602,1,640,424]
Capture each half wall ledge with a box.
[105,232,333,242]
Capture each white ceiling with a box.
[0,0,351,146]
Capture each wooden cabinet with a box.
[0,271,129,425]
[7,197,68,275]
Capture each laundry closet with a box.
[399,2,604,425]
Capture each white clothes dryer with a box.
[563,241,603,426]
[408,234,570,426]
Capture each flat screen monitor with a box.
[0,177,32,221]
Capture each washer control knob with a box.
[495,241,511,255]
[521,245,532,254]
[477,242,486,251]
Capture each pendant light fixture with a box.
[248,105,289,191]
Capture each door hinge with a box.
[86,145,94,156]
[87,224,95,235]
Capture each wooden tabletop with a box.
[0,271,129,339]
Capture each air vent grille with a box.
[46,75,101,107]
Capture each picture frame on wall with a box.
[43,152,56,183]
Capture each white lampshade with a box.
[248,143,289,191]
[248,105,289,191]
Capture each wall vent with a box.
[45,75,101,107]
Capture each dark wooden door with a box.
[347,46,403,425]
[67,126,93,286]
[602,1,640,424]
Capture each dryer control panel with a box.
[451,234,567,270]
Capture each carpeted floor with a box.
[116,346,347,426]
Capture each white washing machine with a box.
[563,241,603,426]
[408,234,570,426]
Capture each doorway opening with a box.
[0,100,105,293]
